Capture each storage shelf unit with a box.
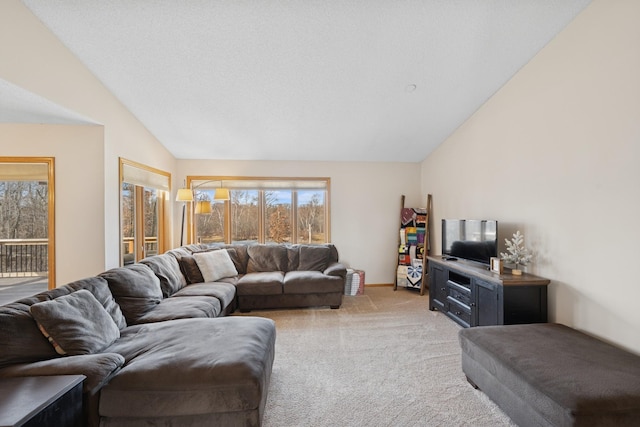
[394,195,432,295]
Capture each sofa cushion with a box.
[0,299,59,369]
[182,243,209,253]
[327,244,339,264]
[286,245,300,272]
[173,282,236,311]
[140,254,187,297]
[176,254,205,284]
[165,247,191,259]
[65,276,127,329]
[0,352,125,395]
[30,290,120,356]
[135,296,221,322]
[225,248,244,274]
[100,264,163,325]
[100,317,276,418]
[193,249,238,282]
[283,271,345,294]
[298,245,330,272]
[247,245,288,273]
[236,272,284,296]
[227,246,248,274]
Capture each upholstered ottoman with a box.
[459,323,640,427]
[99,317,276,427]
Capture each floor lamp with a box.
[176,188,194,246]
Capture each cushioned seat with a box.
[99,317,276,426]
[459,323,640,427]
[283,270,343,294]
[136,295,222,322]
[237,272,285,296]
[172,282,237,310]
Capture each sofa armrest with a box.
[324,262,346,278]
[0,352,125,395]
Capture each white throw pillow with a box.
[193,250,238,282]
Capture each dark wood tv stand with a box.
[427,255,550,328]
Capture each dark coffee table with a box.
[0,375,85,427]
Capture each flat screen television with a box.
[442,219,498,265]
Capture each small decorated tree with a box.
[500,230,532,275]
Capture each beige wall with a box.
[421,0,640,353]
[0,0,177,271]
[0,124,105,284]
[177,160,423,284]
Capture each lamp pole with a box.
[176,188,194,246]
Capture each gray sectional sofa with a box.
[175,243,347,312]
[0,243,346,426]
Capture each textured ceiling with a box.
[17,0,592,162]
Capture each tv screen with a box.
[442,219,498,264]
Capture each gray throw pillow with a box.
[29,290,120,356]
[65,276,127,329]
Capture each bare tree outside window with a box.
[143,188,158,256]
[231,190,259,243]
[0,181,48,240]
[297,191,325,244]
[265,190,291,244]
[121,183,134,259]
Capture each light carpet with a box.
[237,287,516,427]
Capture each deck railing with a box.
[0,239,48,277]
[122,237,158,262]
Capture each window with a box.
[0,158,55,290]
[188,177,330,245]
[120,158,170,265]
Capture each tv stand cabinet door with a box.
[429,263,448,312]
[474,279,502,326]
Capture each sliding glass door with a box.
[119,158,170,265]
[0,158,55,290]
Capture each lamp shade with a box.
[195,200,212,214]
[176,188,194,202]
[214,188,230,200]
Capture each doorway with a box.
[0,158,55,294]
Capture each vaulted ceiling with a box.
[8,1,592,162]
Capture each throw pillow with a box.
[193,249,238,282]
[192,247,245,274]
[177,254,205,284]
[65,276,127,329]
[29,290,120,356]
